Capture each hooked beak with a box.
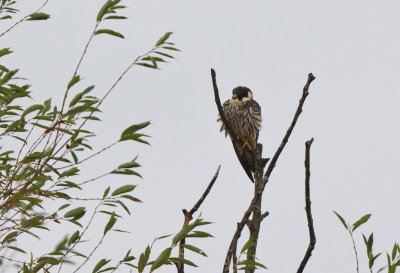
[232,94,238,100]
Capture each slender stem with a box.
[56,200,103,273]
[177,165,221,273]
[72,233,106,273]
[296,138,316,273]
[349,229,360,273]
[58,142,118,170]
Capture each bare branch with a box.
[211,68,238,143]
[222,73,316,273]
[263,73,315,180]
[296,138,316,273]
[177,165,221,273]
[189,165,221,215]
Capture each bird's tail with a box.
[231,139,255,183]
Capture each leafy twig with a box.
[0,0,50,38]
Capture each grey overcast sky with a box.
[3,0,400,272]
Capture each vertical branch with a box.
[211,69,238,143]
[177,165,221,273]
[296,138,316,273]
[245,145,266,273]
[349,230,360,273]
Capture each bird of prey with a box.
[218,86,262,182]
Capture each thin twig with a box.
[58,141,118,170]
[296,138,316,273]
[72,233,106,273]
[263,73,315,180]
[349,230,360,273]
[222,73,316,273]
[211,68,238,143]
[55,200,103,273]
[189,165,221,216]
[177,165,221,273]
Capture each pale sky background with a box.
[2,0,400,272]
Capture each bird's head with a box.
[231,86,253,103]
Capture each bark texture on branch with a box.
[296,138,316,273]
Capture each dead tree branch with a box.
[296,138,316,273]
[211,68,239,143]
[177,165,221,273]
[217,71,316,273]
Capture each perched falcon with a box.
[218,86,262,182]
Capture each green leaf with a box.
[168,257,197,267]
[162,46,180,51]
[37,256,59,265]
[352,213,371,232]
[155,32,173,46]
[0,15,12,20]
[3,231,18,243]
[119,133,151,145]
[58,203,71,211]
[42,98,52,113]
[57,181,81,190]
[59,167,79,178]
[238,260,268,270]
[111,185,136,196]
[138,246,150,273]
[104,213,116,234]
[116,200,130,215]
[68,231,80,245]
[142,56,166,63]
[67,75,81,89]
[71,151,78,164]
[186,231,214,238]
[111,169,142,177]
[184,244,207,257]
[333,211,348,230]
[121,195,142,203]
[154,51,174,59]
[27,12,50,21]
[95,29,124,39]
[105,15,127,20]
[240,237,254,254]
[136,63,158,69]
[97,0,121,22]
[92,259,110,273]
[120,121,151,139]
[172,226,192,245]
[64,207,86,219]
[118,158,140,169]
[371,253,382,268]
[0,48,12,58]
[103,186,110,198]
[7,245,27,254]
[69,85,95,107]
[150,247,171,272]
[392,243,398,260]
[377,266,387,273]
[22,104,43,117]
